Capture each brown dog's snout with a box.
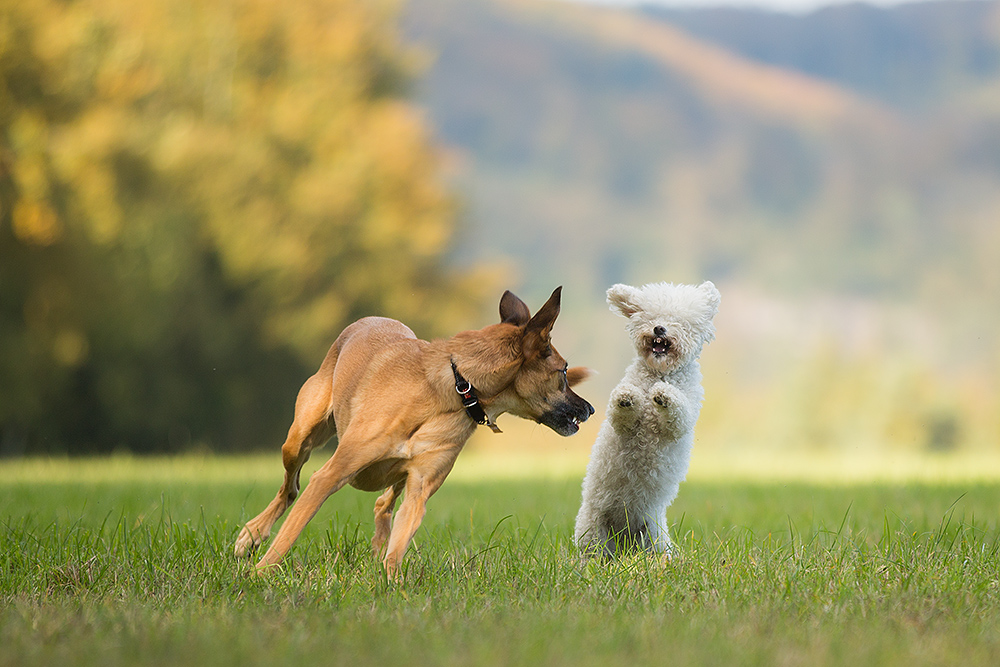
[565,368,595,421]
[538,390,594,436]
[567,371,595,426]
[567,391,594,421]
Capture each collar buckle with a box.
[450,359,502,434]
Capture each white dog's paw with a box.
[609,385,643,431]
[649,383,690,434]
[651,382,682,410]
[611,386,639,409]
[658,543,678,564]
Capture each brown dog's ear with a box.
[566,366,591,387]
[499,290,531,326]
[523,286,562,357]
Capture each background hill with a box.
[404,0,1000,307]
[403,0,1000,454]
[645,0,1000,111]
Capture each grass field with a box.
[3,452,1000,666]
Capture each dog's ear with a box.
[566,366,592,387]
[523,286,562,357]
[499,290,531,326]
[607,284,642,318]
[699,281,721,318]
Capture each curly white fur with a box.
[574,281,720,558]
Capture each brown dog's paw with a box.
[251,561,281,578]
[234,525,264,559]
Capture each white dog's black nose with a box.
[653,326,666,338]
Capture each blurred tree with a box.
[0,0,491,454]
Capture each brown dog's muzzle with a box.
[538,390,595,436]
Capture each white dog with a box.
[574,281,720,558]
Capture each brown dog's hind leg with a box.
[371,480,405,560]
[234,373,335,558]
[254,432,391,572]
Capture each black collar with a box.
[451,359,502,433]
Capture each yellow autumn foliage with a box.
[0,0,496,453]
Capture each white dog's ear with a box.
[607,284,642,318]
[698,281,721,318]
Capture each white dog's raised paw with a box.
[611,386,639,409]
[651,383,682,409]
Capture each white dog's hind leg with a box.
[648,512,674,558]
[574,509,611,559]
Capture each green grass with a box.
[2,455,1000,666]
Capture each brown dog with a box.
[234,287,594,576]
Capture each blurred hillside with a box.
[403,0,1000,454]
[646,0,1000,111]
[405,0,1000,307]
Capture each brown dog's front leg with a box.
[371,481,404,560]
[381,454,456,578]
[381,482,428,578]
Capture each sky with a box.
[573,0,925,15]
